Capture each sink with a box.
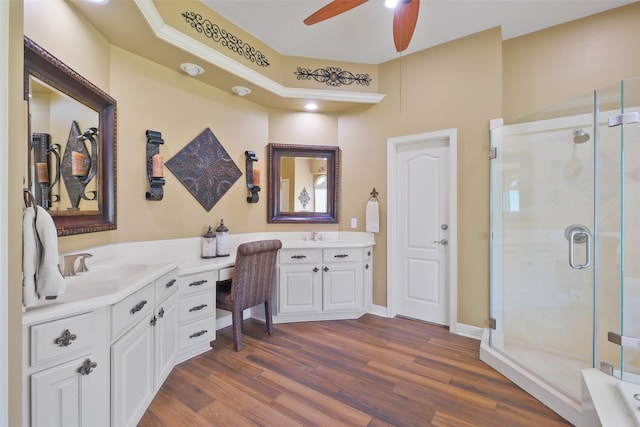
[65,263,150,285]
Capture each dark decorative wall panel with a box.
[166,128,242,211]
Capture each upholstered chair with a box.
[215,239,282,351]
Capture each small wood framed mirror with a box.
[267,143,339,223]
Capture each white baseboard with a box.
[367,304,390,317]
[455,323,483,340]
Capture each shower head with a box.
[573,129,590,144]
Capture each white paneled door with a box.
[388,130,457,328]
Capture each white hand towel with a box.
[34,206,65,300]
[22,207,39,307]
[366,200,379,233]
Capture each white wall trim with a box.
[0,0,10,425]
[386,128,459,333]
[367,304,389,318]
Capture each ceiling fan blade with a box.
[304,0,369,26]
[393,0,420,52]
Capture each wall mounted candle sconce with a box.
[31,133,61,209]
[245,150,260,203]
[61,123,99,210]
[145,130,165,201]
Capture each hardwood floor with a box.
[139,315,572,426]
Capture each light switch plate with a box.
[351,218,357,228]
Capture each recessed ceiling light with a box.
[86,0,109,4]
[180,63,204,77]
[305,103,318,111]
[232,86,252,97]
[384,0,398,8]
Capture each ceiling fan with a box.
[303,0,420,53]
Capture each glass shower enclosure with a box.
[487,77,640,424]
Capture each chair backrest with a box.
[231,239,282,310]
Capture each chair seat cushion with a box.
[216,287,234,311]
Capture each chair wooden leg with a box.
[232,309,243,351]
[265,300,273,335]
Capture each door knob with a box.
[433,239,448,246]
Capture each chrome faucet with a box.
[63,253,93,277]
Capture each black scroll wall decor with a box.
[145,130,165,201]
[294,66,372,87]
[181,12,270,68]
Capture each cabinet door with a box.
[31,354,108,427]
[323,263,363,312]
[154,293,178,388]
[278,263,322,314]
[111,317,154,427]
[364,247,373,308]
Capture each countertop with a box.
[23,231,375,324]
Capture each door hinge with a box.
[489,147,497,160]
[608,331,640,349]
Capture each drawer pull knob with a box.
[130,300,148,314]
[313,267,319,273]
[367,250,372,256]
[189,304,208,312]
[334,254,349,258]
[189,330,208,339]
[323,266,329,272]
[150,315,157,326]
[158,307,165,318]
[365,263,370,269]
[165,279,176,288]
[189,279,208,287]
[78,358,97,376]
[291,255,306,259]
[54,329,77,347]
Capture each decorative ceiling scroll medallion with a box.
[181,12,270,68]
[294,66,372,87]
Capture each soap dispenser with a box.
[216,219,230,257]
[201,226,216,259]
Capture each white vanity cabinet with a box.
[278,248,323,315]
[276,246,372,321]
[24,308,110,427]
[176,269,217,363]
[111,268,178,427]
[322,248,364,312]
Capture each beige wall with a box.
[504,2,640,123]
[8,2,25,426]
[8,1,640,423]
[339,28,503,326]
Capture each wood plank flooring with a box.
[139,315,572,426]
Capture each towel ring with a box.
[23,188,38,219]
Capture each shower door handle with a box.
[566,225,591,269]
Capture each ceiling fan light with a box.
[385,0,399,9]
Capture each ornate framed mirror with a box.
[24,36,117,236]
[267,143,339,223]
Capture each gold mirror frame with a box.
[24,36,117,236]
[267,143,339,224]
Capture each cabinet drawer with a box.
[323,248,363,263]
[178,317,215,349]
[30,311,96,367]
[178,270,217,297]
[279,248,321,264]
[178,292,215,324]
[155,268,178,304]
[218,266,234,281]
[111,282,154,340]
